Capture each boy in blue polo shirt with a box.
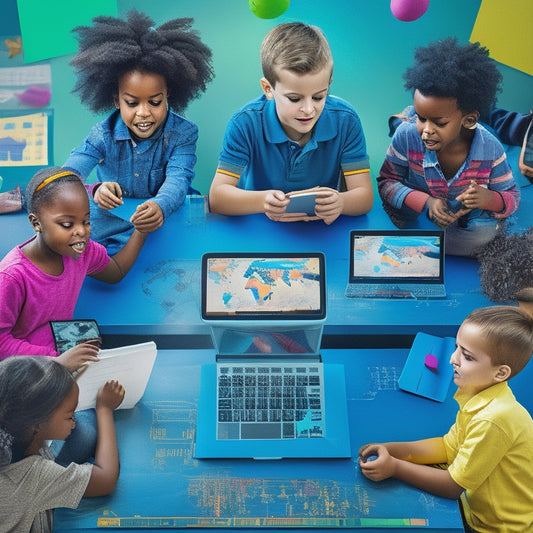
[208,22,373,225]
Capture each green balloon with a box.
[249,0,290,19]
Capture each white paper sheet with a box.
[75,341,157,411]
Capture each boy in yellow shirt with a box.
[359,306,533,533]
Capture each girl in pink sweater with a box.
[0,166,145,464]
[0,167,145,364]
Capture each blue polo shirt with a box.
[217,95,370,192]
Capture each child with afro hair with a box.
[476,228,533,317]
[64,10,213,253]
[380,38,519,257]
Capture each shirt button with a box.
[134,173,139,177]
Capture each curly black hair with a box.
[70,10,214,114]
[476,228,533,303]
[403,37,502,120]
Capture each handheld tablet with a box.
[285,192,317,216]
[49,319,102,353]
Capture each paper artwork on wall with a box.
[0,63,51,109]
[0,111,48,166]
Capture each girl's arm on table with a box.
[90,230,146,284]
[84,380,124,497]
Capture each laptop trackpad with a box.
[219,422,282,440]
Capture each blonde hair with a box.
[260,22,333,85]
[464,306,533,377]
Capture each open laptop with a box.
[345,230,446,299]
[195,252,351,459]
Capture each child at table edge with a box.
[359,306,533,533]
[0,167,145,361]
[0,167,145,466]
[63,10,213,253]
[0,356,124,532]
[208,22,373,225]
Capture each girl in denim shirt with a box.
[379,38,519,257]
[64,10,213,253]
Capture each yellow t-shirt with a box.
[443,382,533,532]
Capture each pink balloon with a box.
[390,0,429,22]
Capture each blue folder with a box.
[398,332,455,402]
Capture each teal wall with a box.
[4,0,533,194]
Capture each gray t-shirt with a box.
[0,446,92,532]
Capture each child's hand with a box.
[57,343,100,372]
[426,197,469,228]
[56,342,100,372]
[358,444,395,481]
[519,124,533,180]
[314,188,343,225]
[130,200,164,233]
[94,182,123,210]
[265,190,320,222]
[455,180,494,210]
[96,379,125,411]
[519,159,533,180]
[264,190,290,221]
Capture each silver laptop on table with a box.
[195,252,351,459]
[345,230,446,299]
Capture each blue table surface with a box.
[4,192,533,341]
[53,347,491,532]
[2,150,531,532]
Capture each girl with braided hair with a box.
[64,10,213,252]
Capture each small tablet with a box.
[49,319,102,353]
[285,192,317,216]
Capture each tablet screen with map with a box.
[201,253,326,320]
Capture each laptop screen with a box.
[349,230,444,284]
[202,252,326,321]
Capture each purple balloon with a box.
[390,0,430,22]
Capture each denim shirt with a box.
[64,110,198,250]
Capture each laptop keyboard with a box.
[216,363,325,440]
[345,283,446,299]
